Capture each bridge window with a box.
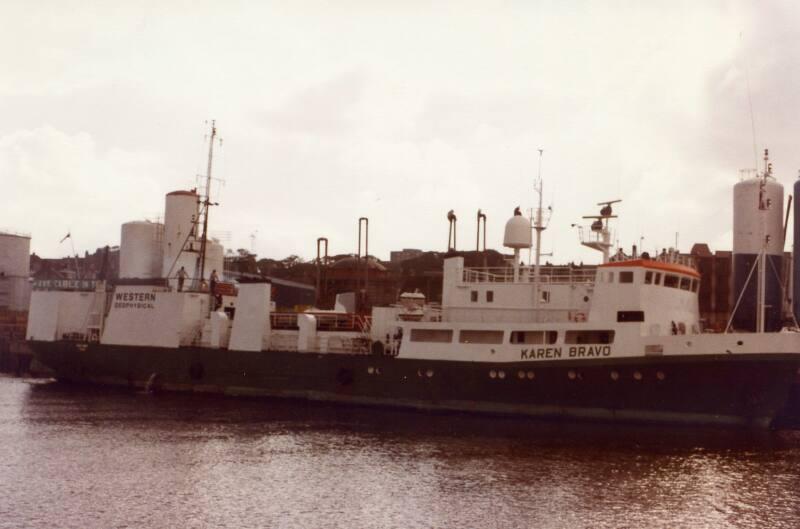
[470,291,478,302]
[618,311,645,322]
[459,330,504,344]
[654,272,662,285]
[663,274,679,288]
[680,277,691,291]
[691,279,699,292]
[565,330,615,344]
[510,330,558,345]
[486,290,494,302]
[619,271,634,283]
[644,271,653,284]
[410,329,453,343]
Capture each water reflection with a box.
[3,378,800,528]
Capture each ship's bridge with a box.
[440,255,700,335]
[591,258,701,335]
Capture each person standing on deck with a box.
[177,266,188,292]
[209,269,220,310]
[209,269,219,295]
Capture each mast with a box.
[198,120,217,283]
[532,149,545,316]
[756,149,771,333]
[533,149,544,283]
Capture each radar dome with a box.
[503,210,532,249]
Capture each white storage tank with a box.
[732,175,784,331]
[162,190,199,278]
[204,239,225,280]
[0,231,31,311]
[120,221,164,279]
[0,231,31,278]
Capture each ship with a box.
[24,128,800,428]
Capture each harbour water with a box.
[1,376,800,528]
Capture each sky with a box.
[3,1,800,264]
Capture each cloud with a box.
[1,126,168,256]
[2,1,797,265]
[260,70,369,135]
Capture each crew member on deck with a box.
[210,269,219,295]
[210,269,220,310]
[177,266,188,292]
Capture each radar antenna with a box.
[578,199,621,263]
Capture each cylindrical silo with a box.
[0,231,31,311]
[120,221,164,279]
[162,190,199,279]
[204,239,225,280]
[732,176,784,332]
[0,232,31,278]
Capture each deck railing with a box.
[271,312,372,333]
[462,266,596,285]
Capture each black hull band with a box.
[28,341,800,428]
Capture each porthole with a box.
[610,371,619,381]
[367,366,375,375]
[527,371,535,380]
[498,370,506,380]
[656,371,665,381]
[417,369,423,377]
[633,371,643,381]
[568,370,577,380]
[426,369,434,378]
[375,367,382,375]
[489,370,497,379]
[737,340,743,346]
[517,370,526,379]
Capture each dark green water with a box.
[1,376,799,528]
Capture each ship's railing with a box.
[654,253,696,268]
[608,249,697,269]
[270,312,372,333]
[463,266,596,284]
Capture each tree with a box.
[281,255,304,268]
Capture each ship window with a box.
[470,291,478,302]
[680,277,691,291]
[644,271,653,284]
[459,330,504,344]
[619,271,634,283]
[486,290,494,302]
[410,329,453,343]
[565,330,615,344]
[510,330,558,344]
[617,311,645,322]
[691,279,699,292]
[540,290,550,303]
[663,274,679,288]
[654,272,662,285]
